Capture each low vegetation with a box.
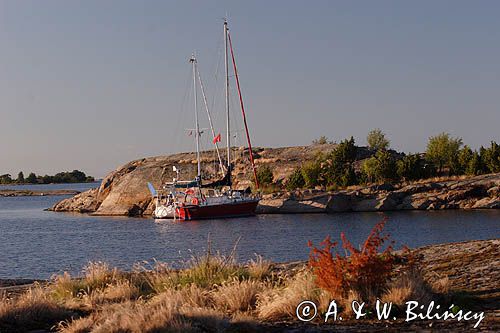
[0,170,94,185]
[309,219,395,300]
[0,222,459,332]
[285,130,500,190]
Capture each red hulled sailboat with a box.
[149,19,260,220]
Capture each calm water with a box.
[0,183,499,279]
[0,181,101,192]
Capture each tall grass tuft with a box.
[0,285,74,332]
[247,254,272,280]
[50,261,122,302]
[212,278,265,313]
[256,270,323,321]
[382,269,433,309]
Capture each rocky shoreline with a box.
[50,171,499,216]
[44,145,500,216]
[258,172,500,214]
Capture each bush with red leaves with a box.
[308,218,395,300]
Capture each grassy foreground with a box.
[0,253,452,332]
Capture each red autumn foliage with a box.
[308,218,395,299]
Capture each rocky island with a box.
[0,189,80,197]
[49,144,500,216]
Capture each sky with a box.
[1,0,499,178]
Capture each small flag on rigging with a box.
[213,133,221,144]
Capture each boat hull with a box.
[176,199,259,220]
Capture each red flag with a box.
[213,133,221,144]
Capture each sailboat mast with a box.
[227,32,259,189]
[197,66,225,176]
[190,54,201,179]
[224,20,231,174]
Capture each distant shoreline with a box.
[0,180,100,187]
[0,189,81,197]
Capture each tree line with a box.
[256,129,500,191]
[0,170,95,185]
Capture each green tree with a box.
[396,154,426,181]
[286,168,305,190]
[256,165,274,186]
[301,160,322,187]
[17,171,25,183]
[466,152,482,176]
[330,136,357,164]
[0,174,12,184]
[321,137,358,186]
[41,175,53,184]
[425,133,463,174]
[480,141,500,173]
[26,172,38,184]
[362,157,378,183]
[362,150,397,182]
[457,146,474,175]
[312,136,328,145]
[339,165,358,187]
[69,170,88,182]
[367,128,390,151]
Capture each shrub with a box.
[457,146,473,175]
[312,135,329,145]
[308,219,395,300]
[362,150,398,183]
[361,156,378,183]
[17,171,24,183]
[256,165,274,186]
[301,161,322,188]
[425,132,463,174]
[480,141,500,173]
[330,136,357,164]
[367,128,390,151]
[466,152,482,175]
[396,154,426,181]
[26,172,38,184]
[286,168,305,190]
[339,165,358,187]
[320,137,358,187]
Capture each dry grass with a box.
[145,253,249,291]
[2,250,452,332]
[60,291,228,333]
[247,254,272,280]
[0,285,74,332]
[212,279,265,313]
[431,276,451,295]
[83,280,140,307]
[256,270,321,321]
[382,270,433,306]
[338,290,362,318]
[51,261,122,302]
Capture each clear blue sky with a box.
[1,0,499,177]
